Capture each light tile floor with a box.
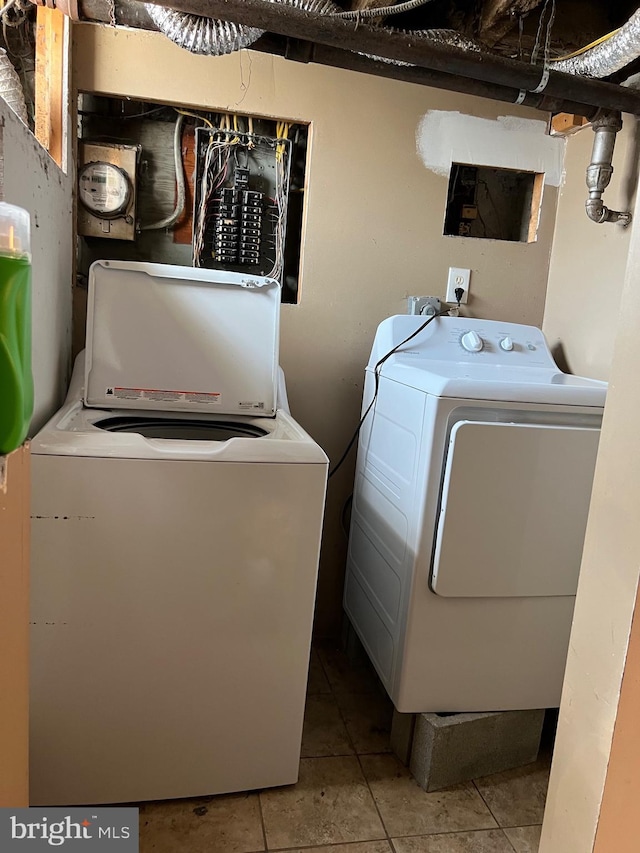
[139,644,549,852]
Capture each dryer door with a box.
[430,420,600,598]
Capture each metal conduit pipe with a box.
[585,112,632,226]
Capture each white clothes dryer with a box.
[344,315,606,713]
[30,261,328,805]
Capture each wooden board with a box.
[0,446,30,807]
[35,6,65,168]
[551,113,590,135]
[527,171,545,243]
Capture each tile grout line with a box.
[501,830,519,853]
[268,839,393,852]
[317,643,393,851]
[257,786,269,852]
[471,779,518,853]
[332,682,392,847]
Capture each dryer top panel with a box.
[368,316,607,407]
[85,261,281,417]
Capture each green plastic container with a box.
[0,202,33,455]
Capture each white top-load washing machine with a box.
[344,315,606,713]
[30,261,328,806]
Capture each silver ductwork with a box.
[585,112,631,226]
[0,48,28,125]
[145,0,340,56]
[144,6,263,54]
[554,9,640,78]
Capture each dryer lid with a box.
[84,261,281,417]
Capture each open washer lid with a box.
[85,261,281,417]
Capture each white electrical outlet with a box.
[446,267,471,304]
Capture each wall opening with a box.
[76,94,309,303]
[444,164,544,243]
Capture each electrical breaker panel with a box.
[193,129,292,279]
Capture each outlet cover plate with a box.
[446,268,471,304]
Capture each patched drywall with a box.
[417,111,565,186]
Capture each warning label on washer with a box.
[105,387,222,405]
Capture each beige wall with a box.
[541,183,640,853]
[73,25,558,634]
[543,117,638,381]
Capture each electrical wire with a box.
[331,0,434,20]
[550,28,620,62]
[194,129,242,265]
[328,308,450,480]
[111,105,168,120]
[531,0,555,67]
[175,108,214,127]
[193,120,290,279]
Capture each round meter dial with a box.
[78,161,132,218]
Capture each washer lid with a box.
[85,261,281,417]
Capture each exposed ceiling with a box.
[77,0,640,117]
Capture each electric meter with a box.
[77,141,140,241]
[78,161,131,218]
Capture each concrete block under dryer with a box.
[410,709,545,792]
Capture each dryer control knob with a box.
[461,330,484,352]
[500,336,514,351]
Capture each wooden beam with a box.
[35,6,65,167]
[551,112,589,135]
[480,0,543,46]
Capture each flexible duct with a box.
[145,0,339,56]
[554,9,640,78]
[147,0,481,67]
[0,48,27,125]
